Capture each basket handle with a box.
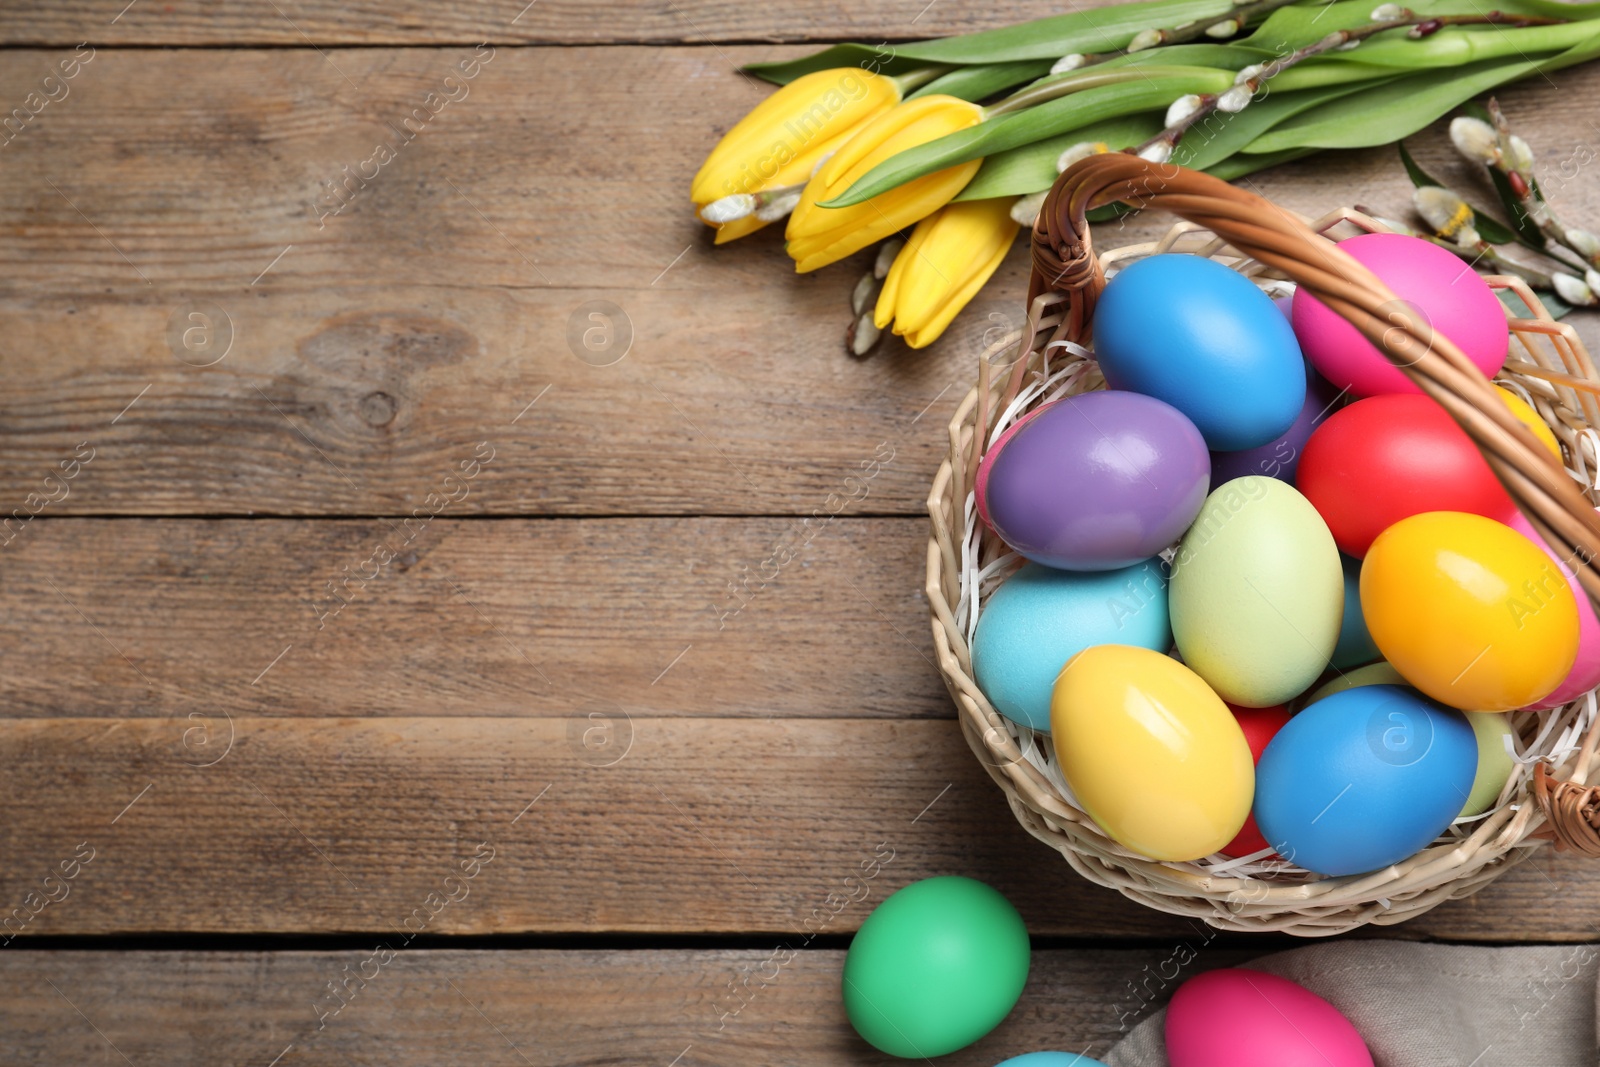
[1032,153,1600,849]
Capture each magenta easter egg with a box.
[978,390,1210,570]
[1166,969,1373,1067]
[1508,507,1600,708]
[1292,233,1507,397]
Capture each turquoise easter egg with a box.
[1169,477,1343,707]
[996,1054,1108,1067]
[1331,553,1380,669]
[1094,253,1306,450]
[973,560,1170,731]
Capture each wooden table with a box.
[2,3,1598,1063]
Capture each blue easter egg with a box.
[1254,685,1477,876]
[1331,553,1380,669]
[973,560,1170,731]
[1094,254,1307,451]
[996,1054,1108,1067]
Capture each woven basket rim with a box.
[924,157,1600,936]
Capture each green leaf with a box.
[1396,141,1521,244]
[955,115,1168,200]
[835,0,1242,64]
[908,60,1055,102]
[1397,140,1439,188]
[1244,0,1600,55]
[1088,201,1138,223]
[1175,78,1390,171]
[752,0,1600,83]
[824,69,1235,207]
[956,79,1387,201]
[1499,285,1574,319]
[989,43,1276,112]
[1244,26,1600,153]
[745,46,923,86]
[1205,145,1316,179]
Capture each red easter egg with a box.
[1295,394,1516,557]
[1221,703,1290,858]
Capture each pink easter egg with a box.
[1292,233,1507,397]
[1166,969,1373,1067]
[1508,507,1600,708]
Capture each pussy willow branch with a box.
[1484,98,1596,269]
[1135,9,1568,159]
[988,0,1309,115]
[1358,202,1562,287]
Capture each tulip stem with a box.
[1133,9,1570,162]
[988,65,1229,116]
[890,65,957,94]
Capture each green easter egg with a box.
[842,876,1029,1058]
[1302,660,1409,708]
[1461,712,1515,817]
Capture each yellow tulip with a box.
[784,95,985,274]
[874,197,1019,348]
[691,68,901,240]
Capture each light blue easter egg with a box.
[1331,552,1381,669]
[973,559,1170,731]
[996,1054,1109,1067]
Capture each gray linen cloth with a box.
[1105,941,1600,1067]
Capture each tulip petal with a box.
[901,235,1014,348]
[784,94,986,274]
[691,68,899,206]
[875,198,1019,348]
[787,159,981,273]
[874,215,935,329]
[712,214,772,244]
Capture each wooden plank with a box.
[0,47,1594,514]
[0,517,947,719]
[0,715,1592,940]
[0,947,1257,1065]
[3,1,1094,47]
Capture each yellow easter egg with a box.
[1494,386,1561,461]
[1360,511,1579,711]
[1050,645,1253,861]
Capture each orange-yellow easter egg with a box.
[1360,511,1579,710]
[1494,386,1561,461]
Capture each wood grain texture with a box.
[0,46,1593,515]
[6,0,1094,46]
[0,517,946,719]
[0,947,1258,1066]
[0,715,1592,940]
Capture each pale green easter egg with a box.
[1170,476,1344,708]
[1461,712,1515,817]
[1301,660,1409,709]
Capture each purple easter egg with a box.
[1209,368,1343,491]
[978,390,1210,570]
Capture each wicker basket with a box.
[926,154,1600,935]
